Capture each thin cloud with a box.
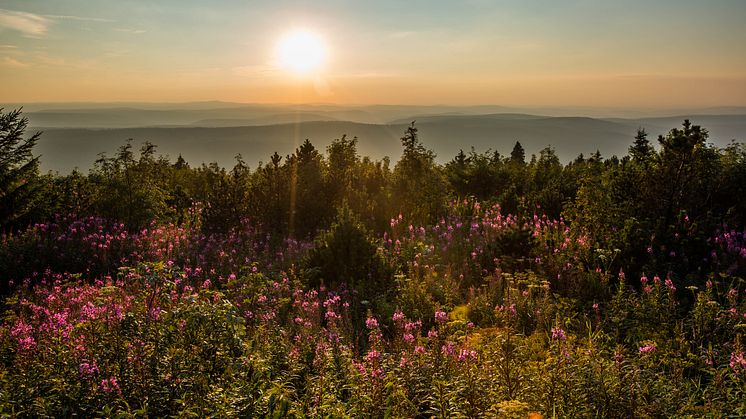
[1,56,29,68]
[114,28,146,34]
[0,9,51,37]
[43,14,114,23]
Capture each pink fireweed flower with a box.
[404,320,422,333]
[366,349,381,362]
[551,326,566,341]
[100,377,121,394]
[41,311,73,340]
[11,321,33,340]
[323,295,341,307]
[730,352,746,375]
[434,310,448,323]
[496,303,519,316]
[665,276,676,292]
[402,333,415,343]
[427,330,438,339]
[371,368,384,379]
[458,349,478,362]
[392,310,406,323]
[17,336,36,351]
[353,361,366,375]
[414,345,426,355]
[325,310,340,320]
[79,361,99,377]
[441,341,456,356]
[639,343,657,354]
[149,307,162,320]
[365,317,379,329]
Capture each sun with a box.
[276,30,327,76]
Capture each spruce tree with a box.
[0,108,41,231]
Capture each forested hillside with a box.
[1,107,745,416]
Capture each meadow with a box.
[1,109,745,417]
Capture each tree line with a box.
[2,108,745,281]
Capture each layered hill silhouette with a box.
[6,103,743,172]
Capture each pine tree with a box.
[0,108,41,231]
[510,141,526,165]
[629,128,654,163]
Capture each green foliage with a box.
[198,157,252,233]
[510,141,526,165]
[89,141,174,230]
[303,207,390,294]
[288,139,329,238]
[0,108,42,232]
[2,111,746,416]
[392,123,449,225]
[303,207,393,342]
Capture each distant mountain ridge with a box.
[5,101,743,172]
[28,111,746,173]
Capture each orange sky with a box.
[1,0,745,107]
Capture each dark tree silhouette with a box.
[0,108,41,231]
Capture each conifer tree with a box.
[0,108,41,231]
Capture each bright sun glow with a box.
[277,30,326,75]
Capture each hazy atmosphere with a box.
[2,0,745,106]
[2,1,746,417]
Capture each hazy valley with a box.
[9,102,746,172]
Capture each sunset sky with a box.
[1,0,745,107]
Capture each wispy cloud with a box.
[114,28,146,35]
[43,14,113,23]
[0,9,115,38]
[1,56,29,68]
[0,9,51,37]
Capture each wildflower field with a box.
[1,109,746,417]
